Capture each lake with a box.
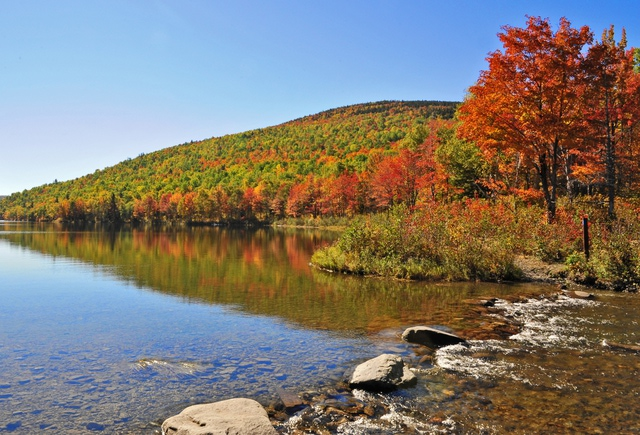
[1,222,639,434]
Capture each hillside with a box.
[0,100,458,223]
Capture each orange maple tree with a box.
[459,16,593,222]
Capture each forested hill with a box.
[0,100,459,223]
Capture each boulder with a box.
[565,290,595,300]
[402,326,466,348]
[162,398,277,435]
[346,354,417,392]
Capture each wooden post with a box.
[582,215,590,261]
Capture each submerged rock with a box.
[271,387,389,434]
[275,386,305,411]
[402,326,466,348]
[346,354,417,392]
[603,340,640,353]
[162,398,276,435]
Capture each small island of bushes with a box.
[311,200,640,292]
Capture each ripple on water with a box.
[421,292,640,434]
[279,388,459,435]
[433,341,518,380]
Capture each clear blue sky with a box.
[1,0,638,195]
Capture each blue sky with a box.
[1,0,638,195]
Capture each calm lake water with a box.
[0,222,639,434]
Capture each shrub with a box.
[311,198,640,289]
[565,252,599,286]
[312,201,521,281]
[590,218,640,290]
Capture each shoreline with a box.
[513,255,568,285]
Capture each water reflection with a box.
[0,225,373,434]
[0,222,536,334]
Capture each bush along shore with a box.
[311,199,640,292]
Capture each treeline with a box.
[3,20,640,229]
[0,101,462,224]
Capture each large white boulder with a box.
[347,353,417,392]
[162,398,277,435]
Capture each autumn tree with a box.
[317,172,358,216]
[58,198,88,222]
[270,183,290,219]
[240,185,271,221]
[158,192,179,221]
[369,150,420,209]
[178,192,197,221]
[285,175,319,218]
[459,16,593,222]
[582,26,640,218]
[133,195,159,222]
[209,186,231,222]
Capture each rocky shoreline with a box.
[161,326,466,434]
[514,255,568,284]
[515,254,640,292]
[161,288,597,434]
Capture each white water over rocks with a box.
[434,295,598,383]
[499,295,595,348]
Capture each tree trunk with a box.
[538,153,556,223]
[605,97,616,220]
[550,140,559,222]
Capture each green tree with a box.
[435,126,488,198]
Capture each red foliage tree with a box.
[133,195,159,222]
[317,172,358,216]
[369,147,437,210]
[240,186,270,221]
[459,16,593,222]
[582,26,640,218]
[286,175,319,218]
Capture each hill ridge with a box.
[0,100,459,223]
